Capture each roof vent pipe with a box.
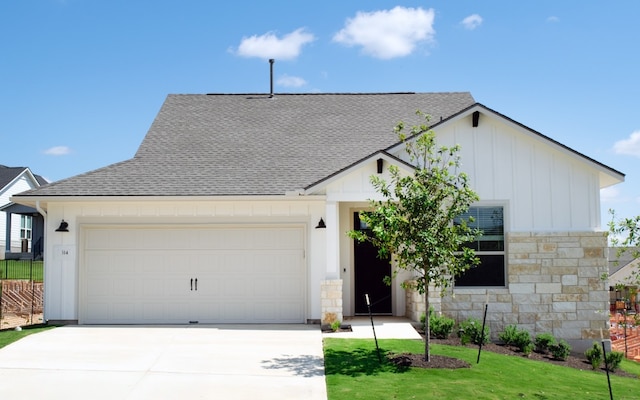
[269,59,275,98]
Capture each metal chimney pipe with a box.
[269,59,274,98]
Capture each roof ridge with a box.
[197,92,473,96]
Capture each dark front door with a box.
[354,212,392,314]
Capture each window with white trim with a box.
[20,215,32,241]
[454,206,505,287]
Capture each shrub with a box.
[534,332,556,353]
[522,342,534,356]
[549,340,571,361]
[458,317,490,345]
[513,330,533,354]
[585,342,603,370]
[429,313,455,339]
[330,320,342,332]
[605,351,624,372]
[498,324,519,345]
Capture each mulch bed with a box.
[394,333,638,379]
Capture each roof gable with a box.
[0,165,45,195]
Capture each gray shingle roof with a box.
[0,165,47,189]
[17,92,475,197]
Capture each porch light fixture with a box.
[55,220,69,232]
[315,218,326,229]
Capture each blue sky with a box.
[1,1,639,228]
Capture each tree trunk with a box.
[424,285,430,362]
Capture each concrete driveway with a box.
[0,325,327,400]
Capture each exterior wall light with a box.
[55,220,69,232]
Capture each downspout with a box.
[36,200,47,223]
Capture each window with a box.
[20,215,32,240]
[454,206,505,287]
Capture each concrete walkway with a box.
[322,316,422,339]
[0,325,327,400]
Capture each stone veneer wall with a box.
[321,279,343,325]
[406,232,609,350]
[405,282,442,322]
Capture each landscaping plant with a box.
[549,339,571,361]
[605,351,624,372]
[513,329,533,355]
[534,332,556,354]
[498,324,519,345]
[584,342,603,370]
[348,113,480,362]
[429,313,455,339]
[458,317,489,345]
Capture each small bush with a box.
[330,320,342,332]
[429,313,455,339]
[513,330,533,354]
[458,317,490,345]
[521,342,534,356]
[549,340,571,361]
[604,351,624,372]
[584,342,603,370]
[498,324,519,345]
[534,332,556,353]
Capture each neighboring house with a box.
[0,165,47,260]
[608,247,639,313]
[12,93,624,350]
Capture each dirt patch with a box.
[321,324,353,333]
[389,352,471,369]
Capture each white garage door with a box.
[80,225,306,324]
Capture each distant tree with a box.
[348,113,480,362]
[608,210,640,286]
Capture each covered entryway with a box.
[80,225,306,324]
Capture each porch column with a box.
[4,212,11,253]
[325,201,340,279]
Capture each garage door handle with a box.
[190,278,193,291]
[195,278,198,291]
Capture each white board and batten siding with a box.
[442,117,601,231]
[326,114,604,232]
[79,224,306,324]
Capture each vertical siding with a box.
[437,117,601,231]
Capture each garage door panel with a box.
[82,225,305,324]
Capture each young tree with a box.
[608,210,640,286]
[349,113,481,361]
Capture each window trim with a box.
[454,202,508,288]
[20,215,33,241]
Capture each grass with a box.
[324,338,640,400]
[0,325,54,349]
[0,260,43,281]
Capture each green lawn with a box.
[0,260,43,281]
[0,325,54,349]
[324,338,640,400]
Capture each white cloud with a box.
[43,146,71,156]
[547,16,559,23]
[333,6,435,59]
[461,14,483,30]
[600,187,620,203]
[277,74,307,88]
[612,130,640,157]
[235,28,315,60]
